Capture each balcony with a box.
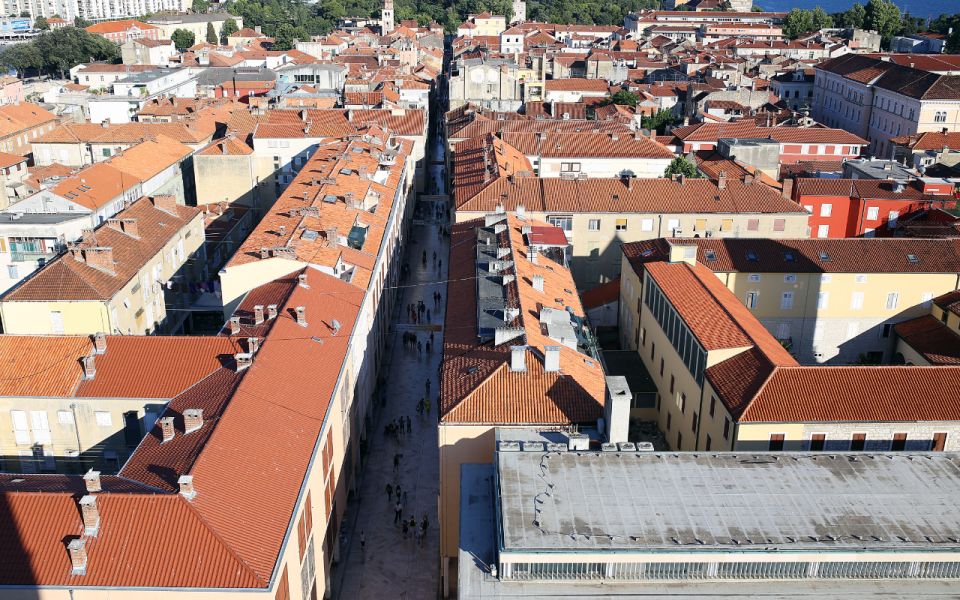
[10,251,51,264]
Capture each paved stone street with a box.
[334,187,448,598]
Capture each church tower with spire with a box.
[381,0,395,33]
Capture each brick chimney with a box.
[259,247,270,259]
[79,495,100,536]
[83,469,101,493]
[159,416,175,443]
[183,408,203,434]
[178,475,196,500]
[84,247,115,275]
[247,337,260,353]
[510,345,526,372]
[67,538,87,575]
[254,305,264,325]
[296,306,307,327]
[151,195,178,215]
[267,304,278,319]
[229,316,240,335]
[81,355,96,380]
[717,170,727,190]
[298,272,309,288]
[325,227,339,247]
[93,332,107,355]
[107,218,139,238]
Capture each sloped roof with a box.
[4,196,201,302]
[894,315,960,366]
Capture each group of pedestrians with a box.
[384,416,411,442]
[407,300,431,324]
[385,462,430,547]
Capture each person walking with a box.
[395,484,402,503]
[417,398,424,415]
[394,453,401,473]
[394,501,403,525]
[402,518,409,539]
[425,378,431,395]
[386,483,393,503]
[417,340,423,359]
[406,416,412,434]
[360,530,366,558]
[424,397,431,415]
[421,515,430,547]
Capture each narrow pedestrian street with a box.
[334,132,450,598]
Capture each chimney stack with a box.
[84,247,115,275]
[267,304,278,319]
[229,316,240,335]
[532,274,544,292]
[510,346,527,372]
[178,475,196,500]
[93,332,107,355]
[325,227,339,247]
[67,539,87,575]
[254,305,264,325]
[259,247,270,259]
[159,416,175,443]
[235,352,252,370]
[82,355,96,380]
[717,170,727,190]
[278,224,286,236]
[183,409,204,434]
[79,495,100,536]
[247,337,260,353]
[544,345,561,372]
[83,469,101,493]
[151,195,179,215]
[298,272,309,288]
[296,306,307,327]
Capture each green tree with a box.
[863,0,901,46]
[0,42,43,77]
[18,10,29,17]
[74,16,92,27]
[192,0,210,11]
[171,28,196,51]
[948,27,960,53]
[835,2,865,28]
[33,16,49,30]
[25,26,119,78]
[811,7,832,30]
[606,89,638,107]
[641,110,676,134]
[782,8,814,39]
[206,21,218,43]
[664,156,700,179]
[220,17,239,42]
[272,23,308,50]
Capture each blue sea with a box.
[754,0,956,19]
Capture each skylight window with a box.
[783,251,795,262]
[746,250,758,262]
[705,250,717,262]
[907,254,919,264]
[819,251,830,262]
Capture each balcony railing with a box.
[10,251,51,264]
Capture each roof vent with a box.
[178,475,197,500]
[81,355,96,380]
[229,316,240,335]
[295,306,307,327]
[159,416,175,443]
[267,304,278,319]
[253,305,264,325]
[522,441,545,452]
[183,408,204,434]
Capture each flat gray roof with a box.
[497,451,960,553]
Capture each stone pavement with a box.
[334,193,449,599]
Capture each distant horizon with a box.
[754,0,957,20]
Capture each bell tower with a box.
[382,0,395,34]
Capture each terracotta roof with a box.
[544,78,612,92]
[671,122,867,146]
[500,131,674,159]
[890,131,960,151]
[0,150,26,168]
[36,121,215,145]
[104,135,193,181]
[934,290,960,317]
[793,178,935,201]
[638,238,960,274]
[874,64,960,101]
[50,162,140,210]
[580,277,620,309]
[737,366,960,422]
[0,103,57,140]
[455,170,804,216]
[440,214,605,425]
[226,133,411,291]
[894,315,960,365]
[4,196,201,302]
[85,19,158,33]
